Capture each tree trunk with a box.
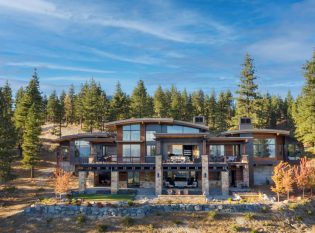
[277,193,280,202]
[30,166,34,178]
[302,187,305,199]
[287,191,290,201]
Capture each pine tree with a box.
[191,90,205,117]
[232,54,259,128]
[206,91,217,131]
[181,89,193,121]
[130,80,151,118]
[153,85,167,118]
[22,104,41,178]
[46,91,63,136]
[0,84,17,184]
[109,82,130,120]
[169,85,182,119]
[64,84,76,125]
[216,91,233,132]
[255,93,272,128]
[283,91,295,133]
[292,51,315,152]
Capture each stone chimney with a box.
[239,117,253,130]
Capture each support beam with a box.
[155,155,162,195]
[243,165,250,188]
[78,171,87,193]
[221,171,229,196]
[201,154,209,195]
[87,172,95,188]
[111,171,119,194]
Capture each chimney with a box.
[239,117,253,130]
[193,116,205,125]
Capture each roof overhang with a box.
[155,133,209,139]
[53,132,115,143]
[207,137,252,143]
[221,129,290,136]
[103,118,209,131]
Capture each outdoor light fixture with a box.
[157,172,160,178]
[204,173,207,178]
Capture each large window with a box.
[123,124,140,141]
[168,145,183,156]
[122,144,140,162]
[146,145,156,157]
[75,140,90,157]
[166,125,199,133]
[209,145,225,157]
[146,131,155,141]
[253,138,276,158]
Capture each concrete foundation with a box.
[155,155,162,195]
[78,171,87,193]
[221,171,229,196]
[111,171,119,194]
[201,155,209,195]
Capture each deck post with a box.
[111,171,119,194]
[201,154,209,195]
[155,155,162,195]
[78,171,87,193]
[221,171,229,196]
[243,165,250,187]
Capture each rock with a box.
[194,205,201,211]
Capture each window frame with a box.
[122,124,141,141]
[253,138,276,158]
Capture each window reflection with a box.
[253,138,276,158]
[123,124,140,141]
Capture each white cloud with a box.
[6,62,114,74]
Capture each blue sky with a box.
[0,0,315,97]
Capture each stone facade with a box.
[221,171,229,196]
[243,165,250,187]
[155,155,162,195]
[78,171,87,193]
[111,171,119,194]
[87,172,95,188]
[201,155,209,195]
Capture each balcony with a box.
[74,154,148,164]
[163,155,201,164]
[208,154,248,163]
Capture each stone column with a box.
[111,171,119,194]
[201,154,209,195]
[243,165,250,188]
[155,155,162,195]
[78,171,87,193]
[87,172,95,188]
[221,171,229,196]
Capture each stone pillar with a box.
[221,171,229,196]
[87,172,95,188]
[111,171,119,194]
[201,154,209,195]
[243,165,250,188]
[78,171,87,193]
[155,155,162,195]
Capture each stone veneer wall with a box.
[23,203,266,218]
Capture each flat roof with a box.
[104,118,209,131]
[221,129,290,136]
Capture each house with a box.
[56,117,300,195]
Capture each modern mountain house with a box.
[56,117,300,195]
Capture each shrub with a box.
[208,211,218,220]
[122,217,134,227]
[96,202,104,208]
[261,205,269,213]
[288,203,298,210]
[155,212,162,216]
[227,197,233,203]
[295,215,303,222]
[127,200,134,207]
[4,186,16,193]
[86,202,92,207]
[147,224,154,233]
[231,225,240,232]
[36,188,45,192]
[250,229,258,233]
[307,210,313,216]
[244,213,254,221]
[76,214,86,224]
[239,199,246,204]
[96,224,108,232]
[172,219,182,225]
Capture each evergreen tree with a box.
[255,93,272,128]
[293,51,315,151]
[153,85,167,118]
[216,91,233,132]
[206,91,217,131]
[0,84,17,184]
[64,84,76,125]
[22,104,41,178]
[232,54,259,128]
[130,80,151,118]
[109,82,130,120]
[283,91,295,132]
[181,89,193,121]
[46,91,63,136]
[169,85,182,119]
[191,90,205,117]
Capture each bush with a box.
[76,214,86,224]
[239,199,246,204]
[307,210,313,216]
[127,200,134,207]
[295,215,303,222]
[147,224,154,233]
[96,224,108,232]
[36,188,45,192]
[155,212,162,216]
[86,202,92,207]
[4,186,16,193]
[227,197,233,203]
[250,229,258,233]
[288,203,298,210]
[261,205,270,213]
[207,211,218,220]
[122,217,134,227]
[231,225,240,232]
[96,202,104,208]
[244,213,254,221]
[172,219,182,225]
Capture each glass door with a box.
[127,172,140,187]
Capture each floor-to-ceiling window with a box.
[74,140,90,157]
[253,138,276,158]
[123,124,140,141]
[122,144,140,162]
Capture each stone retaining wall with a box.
[23,203,267,219]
